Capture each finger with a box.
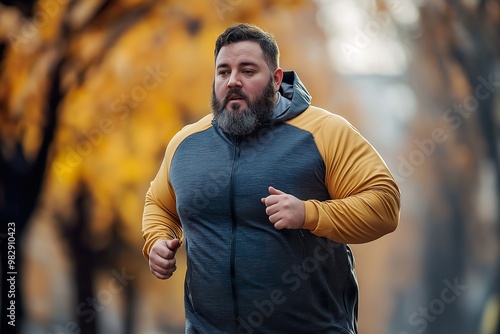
[151,260,176,275]
[153,241,172,259]
[268,186,285,195]
[268,211,282,224]
[151,256,176,270]
[265,203,280,216]
[262,195,281,207]
[152,269,174,280]
[273,218,286,230]
[163,239,181,260]
[167,238,181,251]
[154,247,175,261]
[151,270,168,280]
[150,255,171,270]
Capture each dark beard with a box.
[211,77,276,136]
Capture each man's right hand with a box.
[149,238,181,280]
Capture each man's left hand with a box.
[261,186,305,230]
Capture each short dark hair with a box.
[214,23,280,70]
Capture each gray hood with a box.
[271,70,312,123]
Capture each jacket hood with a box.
[274,70,312,123]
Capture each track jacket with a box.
[142,71,400,334]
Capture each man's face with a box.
[211,41,283,136]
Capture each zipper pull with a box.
[235,137,241,157]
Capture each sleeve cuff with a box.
[303,200,319,231]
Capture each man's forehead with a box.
[216,41,265,66]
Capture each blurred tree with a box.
[388,0,499,333]
[0,0,63,329]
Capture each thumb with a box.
[268,186,285,195]
[166,238,181,252]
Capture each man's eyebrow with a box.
[216,63,229,69]
[239,62,259,67]
[216,61,259,69]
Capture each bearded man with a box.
[142,23,400,334]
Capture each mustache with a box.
[221,88,250,107]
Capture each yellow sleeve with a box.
[299,109,400,243]
[141,114,213,260]
[141,145,183,261]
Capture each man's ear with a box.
[273,67,284,92]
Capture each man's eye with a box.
[219,70,229,76]
[242,70,254,75]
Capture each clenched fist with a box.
[149,238,181,280]
[261,186,305,230]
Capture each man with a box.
[142,23,400,333]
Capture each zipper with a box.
[298,229,306,260]
[229,139,240,325]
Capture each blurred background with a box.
[0,0,498,333]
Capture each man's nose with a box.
[227,72,242,88]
